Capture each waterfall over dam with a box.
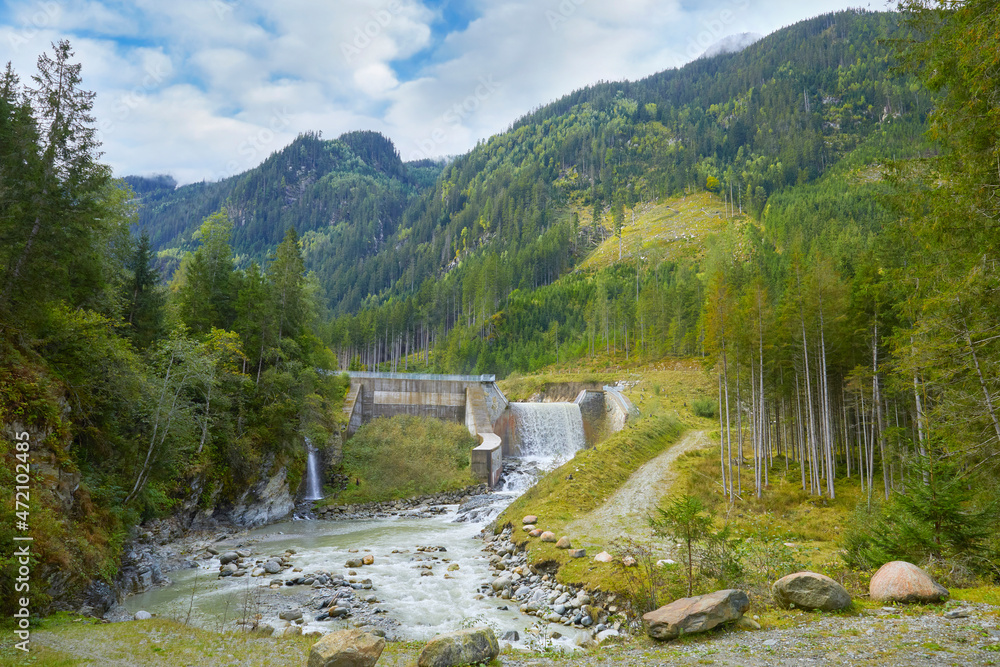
[507,402,586,463]
[339,372,637,487]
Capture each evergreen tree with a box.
[177,211,237,334]
[0,41,110,317]
[125,230,166,348]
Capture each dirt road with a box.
[565,430,712,544]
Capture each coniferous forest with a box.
[2,0,1000,633]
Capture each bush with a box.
[691,398,717,418]
[337,415,477,503]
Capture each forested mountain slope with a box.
[316,9,930,372]
[131,130,443,310]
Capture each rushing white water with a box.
[303,438,324,501]
[122,403,590,646]
[509,402,586,466]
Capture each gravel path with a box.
[565,430,711,543]
[500,603,1000,666]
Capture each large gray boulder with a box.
[308,628,385,667]
[869,561,948,604]
[772,571,851,611]
[642,589,750,641]
[417,627,499,667]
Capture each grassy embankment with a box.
[319,414,479,505]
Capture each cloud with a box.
[0,0,866,183]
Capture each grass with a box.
[497,414,686,593]
[0,615,429,667]
[322,415,478,506]
[578,192,732,271]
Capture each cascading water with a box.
[303,438,324,501]
[509,402,586,467]
[122,403,591,647]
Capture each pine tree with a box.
[125,230,165,348]
[0,41,110,319]
[177,211,237,334]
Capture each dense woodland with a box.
[0,43,347,612]
[1,0,999,613]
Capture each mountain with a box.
[137,9,924,336]
[130,130,443,308]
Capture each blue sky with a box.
[0,0,883,184]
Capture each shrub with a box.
[691,398,718,418]
[338,415,477,503]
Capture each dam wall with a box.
[342,372,506,487]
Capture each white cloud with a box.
[0,0,867,183]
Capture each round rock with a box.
[772,571,851,611]
[869,561,949,604]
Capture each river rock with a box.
[279,609,303,621]
[362,555,375,566]
[133,610,152,620]
[772,571,851,611]
[264,560,282,574]
[345,558,364,568]
[594,551,613,563]
[417,627,499,667]
[555,537,572,549]
[308,628,385,667]
[491,576,511,591]
[219,551,240,565]
[251,623,274,636]
[540,531,556,543]
[642,589,750,641]
[869,561,949,603]
[523,515,538,524]
[281,626,302,637]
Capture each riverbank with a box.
[12,595,1000,666]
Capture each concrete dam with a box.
[341,372,637,487]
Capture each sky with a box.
[0,0,882,185]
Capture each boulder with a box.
[133,610,152,621]
[345,558,364,569]
[219,551,240,565]
[528,529,543,538]
[281,626,302,637]
[279,609,302,621]
[554,537,572,549]
[772,571,851,611]
[264,560,282,574]
[522,524,535,532]
[642,589,750,641]
[568,549,586,558]
[593,551,613,563]
[539,532,557,543]
[869,561,948,604]
[362,555,375,566]
[522,515,538,525]
[308,628,385,667]
[417,627,499,667]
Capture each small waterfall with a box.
[303,438,324,501]
[509,402,586,468]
